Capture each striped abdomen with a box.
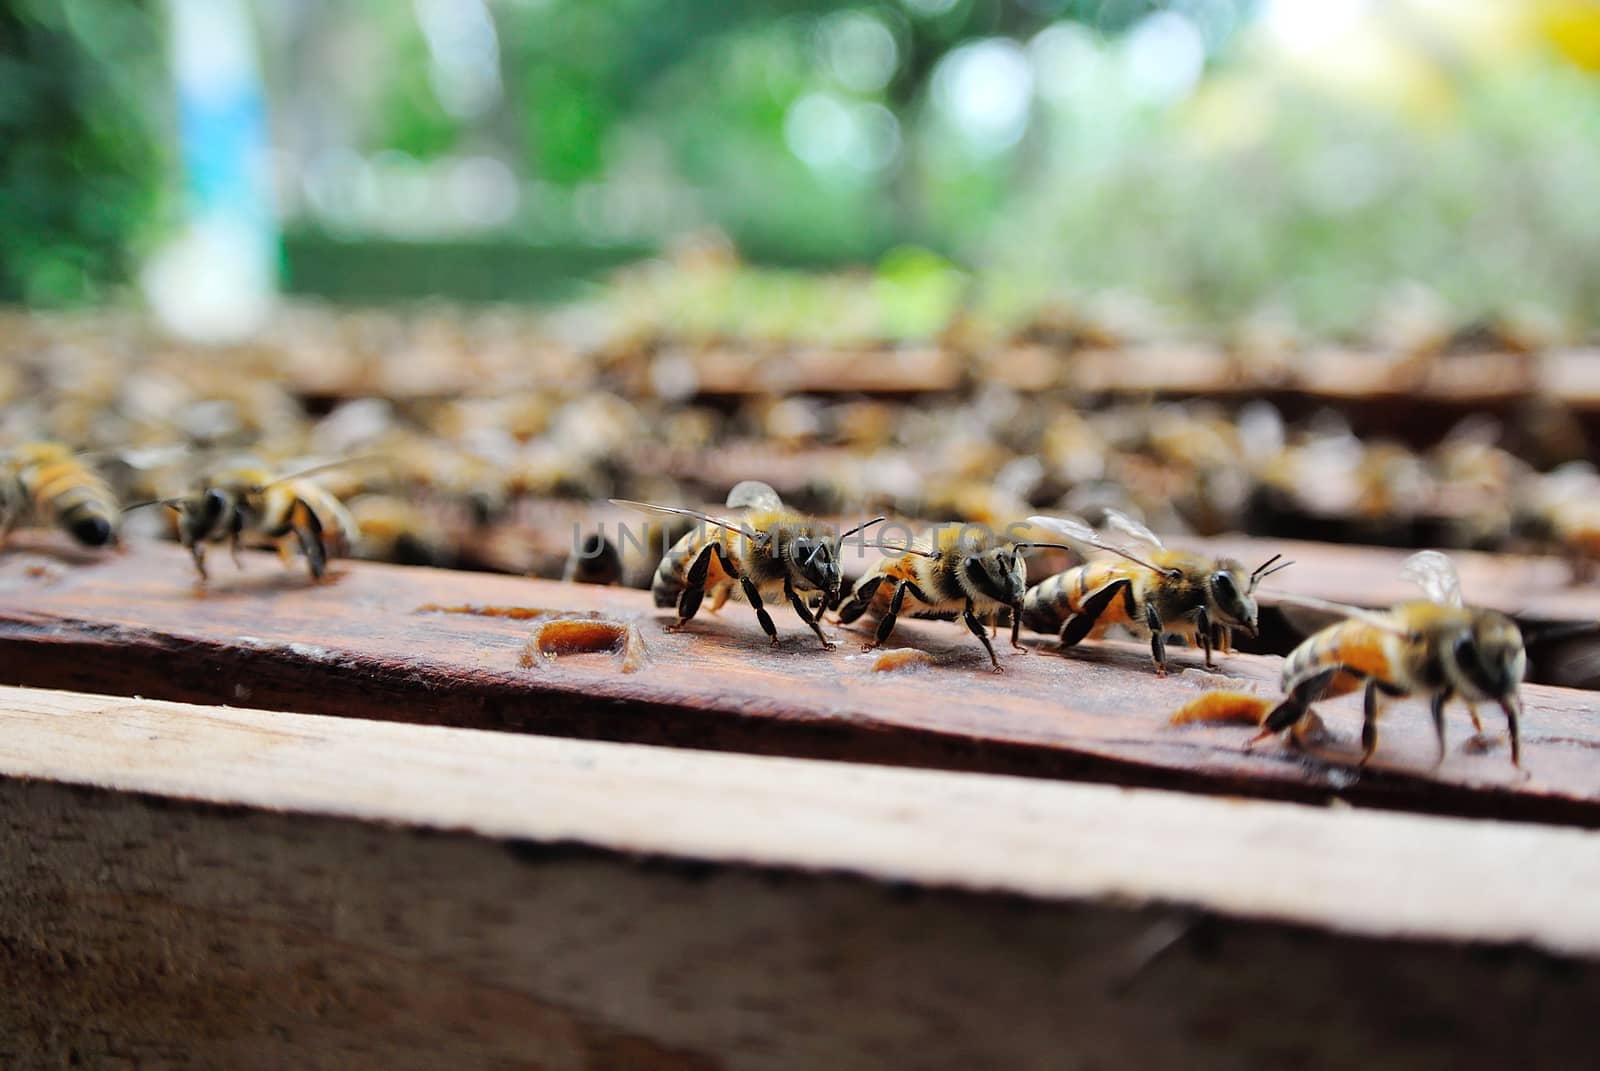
[1021,561,1136,635]
[652,529,743,608]
[23,452,119,546]
[255,481,359,550]
[1280,619,1400,699]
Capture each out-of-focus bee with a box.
[0,441,120,547]
[1250,551,1526,768]
[348,494,457,568]
[141,459,361,583]
[563,531,624,586]
[1514,463,1600,582]
[563,516,694,589]
[614,480,884,649]
[834,522,1034,672]
[1023,510,1290,676]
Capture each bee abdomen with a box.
[1281,632,1332,687]
[33,463,119,546]
[1021,571,1077,632]
[653,532,700,607]
[652,552,687,607]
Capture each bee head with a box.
[962,543,1026,606]
[1451,612,1526,703]
[1210,552,1291,637]
[1206,561,1259,636]
[177,487,231,547]
[790,530,840,601]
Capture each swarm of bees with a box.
[3,292,1584,775]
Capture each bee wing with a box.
[609,499,758,541]
[1025,513,1099,545]
[1266,592,1409,634]
[1400,550,1464,608]
[873,532,940,559]
[1101,508,1165,550]
[115,444,191,471]
[258,454,389,491]
[1026,514,1170,575]
[724,480,784,513]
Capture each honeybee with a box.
[833,523,1034,672]
[348,493,457,568]
[614,480,884,649]
[140,459,361,583]
[563,530,624,586]
[1022,510,1291,676]
[1251,551,1526,768]
[1514,463,1600,582]
[0,441,120,547]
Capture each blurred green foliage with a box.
[9,0,1600,341]
[987,61,1600,337]
[0,0,167,305]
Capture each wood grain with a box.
[4,683,1600,953]
[2,539,1598,826]
[4,686,1600,1068]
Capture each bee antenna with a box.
[1250,554,1293,585]
[1014,542,1078,553]
[122,497,184,513]
[837,515,888,542]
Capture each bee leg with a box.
[785,579,834,650]
[1213,624,1231,655]
[1144,602,1168,676]
[1009,602,1028,653]
[702,541,777,645]
[1196,607,1215,670]
[735,574,779,646]
[836,575,883,627]
[1501,696,1523,770]
[1430,691,1450,766]
[960,599,1004,672]
[866,578,931,652]
[1249,668,1338,748]
[294,502,329,581]
[1057,580,1127,651]
[1466,703,1484,734]
[189,542,210,584]
[226,508,250,571]
[1360,678,1383,766]
[668,542,719,631]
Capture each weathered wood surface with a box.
[282,339,1600,408]
[1203,534,1597,625]
[1,538,1597,826]
[4,687,1600,1070]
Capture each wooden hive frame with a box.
[3,535,1600,1066]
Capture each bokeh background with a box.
[7,0,1600,337]
[6,1,1600,687]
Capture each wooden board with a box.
[2,539,1598,827]
[5,684,1600,951]
[4,686,1600,1068]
